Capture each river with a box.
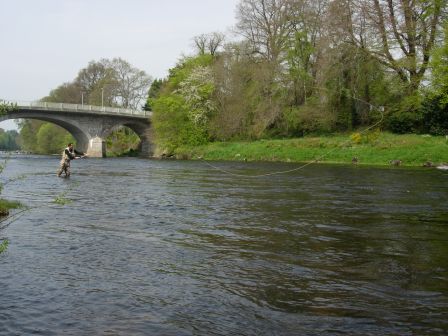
[0,155,447,335]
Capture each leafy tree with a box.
[17,120,43,152]
[176,66,216,126]
[144,78,164,111]
[36,123,74,154]
[41,82,83,104]
[151,55,213,153]
[430,22,448,101]
[0,100,18,115]
[0,129,20,151]
[106,127,140,156]
[103,58,153,109]
[418,23,448,135]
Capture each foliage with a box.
[144,78,164,111]
[421,93,448,135]
[350,132,362,144]
[0,158,23,218]
[53,195,72,206]
[176,132,448,167]
[0,129,20,151]
[53,182,80,205]
[386,94,424,134]
[431,23,448,101]
[176,66,217,126]
[322,45,391,131]
[17,120,43,153]
[152,95,208,154]
[36,123,74,154]
[0,100,18,115]
[18,120,74,154]
[106,127,140,156]
[0,199,22,213]
[420,22,448,135]
[151,55,214,153]
[0,239,8,254]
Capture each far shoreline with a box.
[166,132,448,168]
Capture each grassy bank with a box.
[0,199,22,216]
[0,239,8,254]
[0,200,21,255]
[174,133,448,167]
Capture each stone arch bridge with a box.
[1,102,153,157]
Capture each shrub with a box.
[386,94,423,134]
[421,93,448,135]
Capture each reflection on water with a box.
[0,156,447,335]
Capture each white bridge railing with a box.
[12,101,151,117]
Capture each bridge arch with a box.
[4,115,91,153]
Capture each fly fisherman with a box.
[57,143,87,177]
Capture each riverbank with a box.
[0,199,21,255]
[0,199,22,216]
[173,133,448,167]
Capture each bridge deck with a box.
[14,101,151,118]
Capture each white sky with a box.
[0,0,240,130]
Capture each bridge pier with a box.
[87,136,106,157]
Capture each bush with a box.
[421,93,448,135]
[152,95,208,154]
[386,94,423,134]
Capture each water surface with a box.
[0,156,447,335]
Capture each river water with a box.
[0,155,447,335]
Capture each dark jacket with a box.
[64,147,84,161]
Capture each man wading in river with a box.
[57,143,87,177]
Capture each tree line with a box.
[150,0,448,155]
[13,0,448,156]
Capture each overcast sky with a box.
[0,0,240,130]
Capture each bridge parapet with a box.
[14,101,151,118]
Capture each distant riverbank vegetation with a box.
[173,133,448,167]
[0,103,23,254]
[9,0,448,162]
[149,0,448,163]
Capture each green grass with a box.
[174,132,448,167]
[0,199,22,216]
[0,239,9,254]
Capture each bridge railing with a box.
[13,101,151,117]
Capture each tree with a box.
[431,22,448,97]
[193,32,225,56]
[0,129,20,151]
[103,58,153,109]
[0,100,18,117]
[236,0,295,63]
[144,78,164,111]
[344,0,446,91]
[17,120,43,152]
[151,55,213,153]
[41,82,83,104]
[36,123,73,154]
[76,60,111,97]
